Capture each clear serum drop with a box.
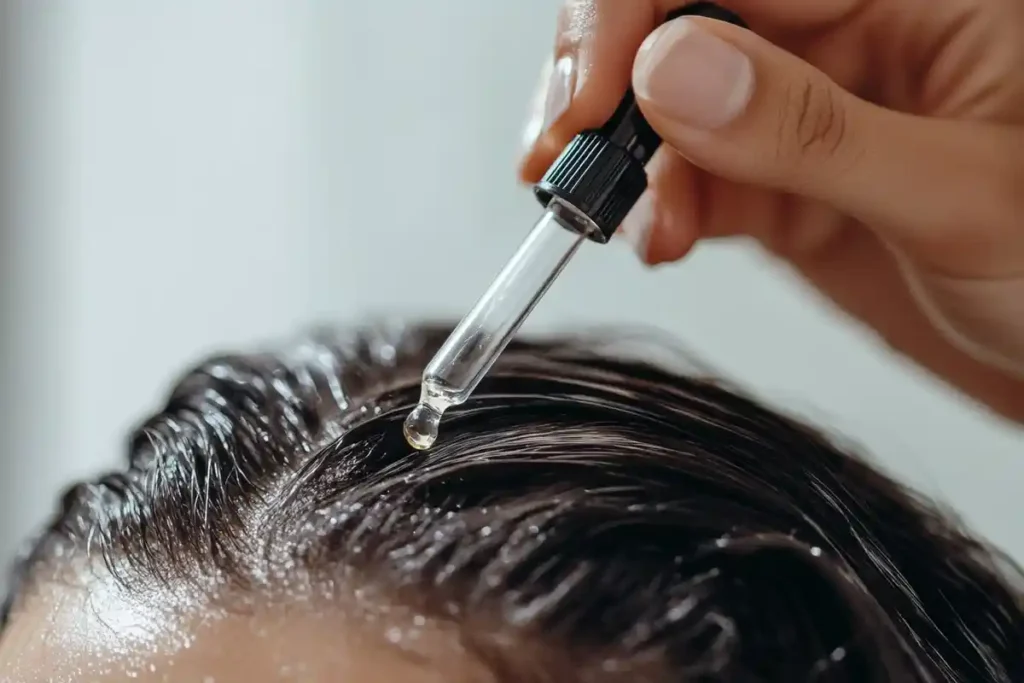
[403,404,441,450]
[403,384,449,450]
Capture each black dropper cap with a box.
[533,3,746,243]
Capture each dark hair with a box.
[4,322,1022,681]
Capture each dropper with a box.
[404,3,746,450]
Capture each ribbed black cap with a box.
[533,131,648,243]
[534,2,746,243]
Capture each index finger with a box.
[519,0,863,183]
[519,0,656,183]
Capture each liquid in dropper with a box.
[401,5,748,451]
[402,200,593,451]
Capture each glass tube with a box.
[403,199,593,449]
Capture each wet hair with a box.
[3,322,1022,682]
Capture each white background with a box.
[2,1,1020,576]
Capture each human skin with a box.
[519,0,1024,423]
[0,579,493,683]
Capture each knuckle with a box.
[993,155,1024,268]
[965,133,1024,274]
[777,78,850,166]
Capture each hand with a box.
[519,0,1024,423]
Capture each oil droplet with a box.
[403,403,441,450]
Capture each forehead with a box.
[0,578,492,683]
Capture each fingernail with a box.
[634,19,754,130]
[544,56,576,130]
[619,192,655,262]
[521,55,576,155]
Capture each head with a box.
[0,322,1021,682]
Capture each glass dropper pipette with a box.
[404,3,747,450]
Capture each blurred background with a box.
[1,0,1020,585]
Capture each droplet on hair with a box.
[810,546,823,557]
[378,344,397,362]
[666,604,688,622]
[601,658,623,673]
[830,646,847,661]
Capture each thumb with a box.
[632,17,1024,277]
